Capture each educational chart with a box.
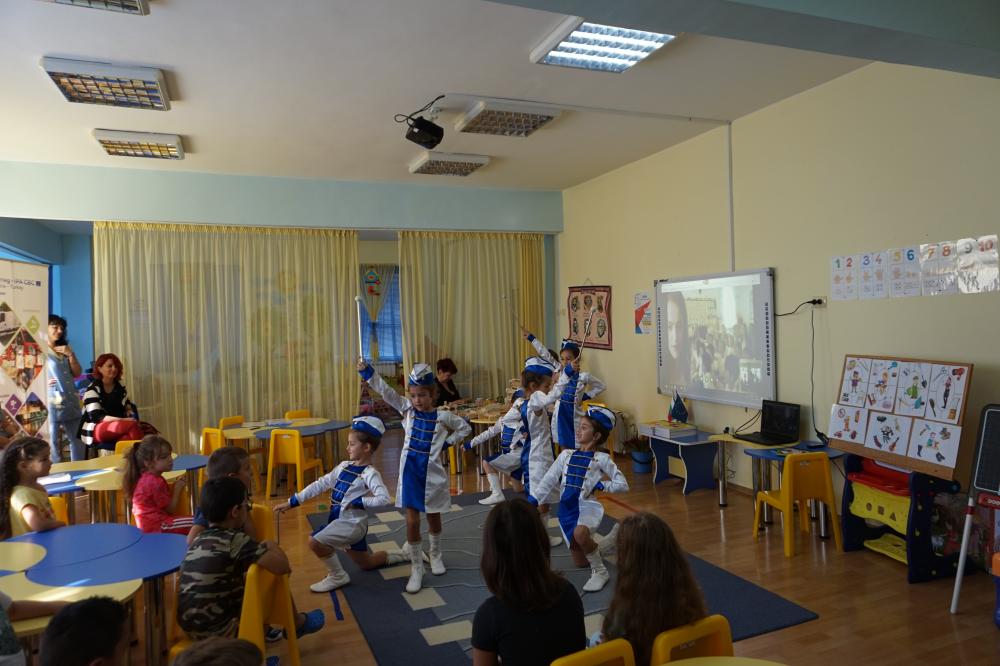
[832,234,999,301]
[829,354,974,480]
[0,260,49,441]
[634,291,653,335]
[566,285,612,350]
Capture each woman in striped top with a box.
[78,353,144,450]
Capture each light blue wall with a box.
[58,234,94,367]
[0,161,563,233]
[0,218,62,263]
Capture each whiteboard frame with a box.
[654,267,776,409]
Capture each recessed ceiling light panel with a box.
[40,0,149,15]
[531,16,674,73]
[94,129,183,159]
[455,101,561,138]
[409,152,489,177]
[41,57,169,110]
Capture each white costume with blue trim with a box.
[466,398,525,479]
[529,336,606,448]
[290,461,391,550]
[520,369,569,504]
[530,448,628,543]
[361,366,471,514]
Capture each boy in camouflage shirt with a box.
[177,477,324,640]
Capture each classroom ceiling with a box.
[0,0,867,191]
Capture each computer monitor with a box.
[761,400,800,439]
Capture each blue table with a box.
[171,454,209,515]
[648,430,719,496]
[744,442,845,536]
[253,419,351,469]
[9,523,142,569]
[40,469,110,524]
[27,532,188,666]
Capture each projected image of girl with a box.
[663,292,690,386]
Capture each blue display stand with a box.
[648,431,717,495]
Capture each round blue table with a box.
[744,442,844,536]
[9,523,143,569]
[27,532,188,666]
[40,469,111,523]
[171,454,209,515]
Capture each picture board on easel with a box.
[828,354,974,481]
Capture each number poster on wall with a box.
[567,285,612,351]
[829,354,973,480]
[0,260,50,443]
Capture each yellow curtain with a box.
[360,263,398,361]
[92,222,360,453]
[399,231,544,400]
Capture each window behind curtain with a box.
[360,270,402,362]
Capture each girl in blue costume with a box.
[464,389,527,505]
[358,359,471,594]
[530,405,628,592]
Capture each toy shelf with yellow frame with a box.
[829,354,975,583]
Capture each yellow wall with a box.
[560,62,1000,489]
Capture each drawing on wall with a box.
[908,419,962,468]
[864,358,899,412]
[894,362,931,417]
[829,404,868,444]
[865,412,912,455]
[926,364,968,425]
[839,356,872,407]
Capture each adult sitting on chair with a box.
[79,353,145,451]
[434,357,466,407]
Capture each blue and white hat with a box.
[408,363,435,386]
[352,415,386,438]
[586,405,616,432]
[560,338,580,354]
[524,356,558,376]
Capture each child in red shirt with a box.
[123,435,194,534]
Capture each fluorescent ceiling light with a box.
[531,16,674,73]
[40,0,149,15]
[93,129,183,159]
[455,101,561,138]
[41,57,169,110]
[409,152,489,177]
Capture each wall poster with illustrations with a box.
[566,285,612,351]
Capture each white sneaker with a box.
[478,492,505,505]
[549,535,563,547]
[405,566,424,594]
[385,550,408,566]
[310,571,350,592]
[429,550,446,575]
[582,568,610,592]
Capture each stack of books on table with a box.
[639,420,696,439]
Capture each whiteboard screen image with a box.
[655,268,776,408]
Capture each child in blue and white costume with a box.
[357,359,472,594]
[464,389,526,505]
[523,328,606,450]
[519,356,570,536]
[529,405,628,592]
[273,416,405,592]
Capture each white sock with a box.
[428,532,441,555]
[486,473,502,495]
[322,552,345,576]
[408,541,424,570]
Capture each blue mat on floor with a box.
[307,492,817,665]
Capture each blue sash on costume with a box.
[557,450,594,539]
[328,464,367,522]
[401,410,437,511]
[519,401,532,494]
[556,374,580,448]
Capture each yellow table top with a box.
[0,542,47,572]
[709,434,800,449]
[223,417,330,440]
[50,454,124,474]
[666,658,787,666]
[77,468,185,492]
[0,571,142,637]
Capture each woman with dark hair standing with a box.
[78,353,145,450]
[472,498,586,666]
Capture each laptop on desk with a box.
[733,400,800,446]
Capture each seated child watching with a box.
[178,477,324,640]
[1,593,67,666]
[274,416,407,592]
[172,637,263,666]
[187,446,257,547]
[39,596,129,666]
[0,437,65,539]
[123,435,194,534]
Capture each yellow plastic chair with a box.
[250,503,276,542]
[49,495,69,524]
[198,427,226,486]
[650,615,734,663]
[752,451,843,558]
[265,429,322,498]
[114,439,141,455]
[551,638,635,666]
[284,408,319,456]
[221,415,265,492]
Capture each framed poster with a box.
[567,285,612,351]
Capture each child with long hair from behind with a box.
[601,512,707,665]
[123,435,194,534]
[0,436,65,538]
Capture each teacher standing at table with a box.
[44,315,85,462]
[434,358,464,407]
[78,353,145,451]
